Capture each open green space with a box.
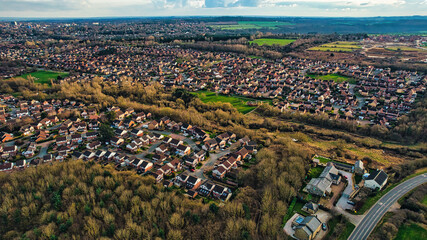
[307,73,357,84]
[394,223,427,240]
[16,70,69,86]
[249,38,295,46]
[209,21,294,30]
[192,91,270,114]
[385,46,426,52]
[308,41,362,52]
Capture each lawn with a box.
[209,21,294,30]
[16,70,69,86]
[306,73,357,84]
[308,41,362,52]
[394,223,427,240]
[308,166,324,179]
[313,156,331,164]
[282,197,307,224]
[249,38,296,46]
[192,91,268,114]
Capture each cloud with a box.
[0,0,90,11]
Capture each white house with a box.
[364,170,388,190]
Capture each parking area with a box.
[336,170,355,210]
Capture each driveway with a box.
[193,149,230,180]
[336,170,355,210]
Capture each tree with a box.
[99,124,114,142]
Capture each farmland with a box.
[385,46,426,52]
[249,38,295,46]
[209,21,294,30]
[306,73,357,84]
[308,41,362,52]
[192,91,268,114]
[15,70,69,86]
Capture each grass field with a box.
[249,38,295,46]
[308,41,362,52]
[209,21,294,30]
[385,46,426,52]
[394,223,427,240]
[307,73,357,84]
[17,70,69,86]
[192,91,268,114]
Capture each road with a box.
[348,173,427,240]
[193,149,230,180]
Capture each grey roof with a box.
[366,170,388,186]
[297,216,322,235]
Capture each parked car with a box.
[322,223,327,231]
[347,200,355,205]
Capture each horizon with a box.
[1,0,427,18]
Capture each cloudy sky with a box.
[0,0,426,18]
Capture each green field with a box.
[385,46,426,52]
[249,38,295,46]
[394,223,427,240]
[307,73,356,84]
[192,91,268,114]
[209,21,294,30]
[308,41,362,52]
[17,70,69,86]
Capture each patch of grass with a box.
[307,73,356,84]
[16,70,69,86]
[308,41,361,52]
[192,91,269,114]
[249,38,295,46]
[314,156,331,164]
[308,166,324,179]
[394,223,427,240]
[422,195,427,206]
[282,198,307,224]
[338,221,356,240]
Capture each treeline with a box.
[256,102,427,144]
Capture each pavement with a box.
[348,173,427,240]
[193,149,230,180]
[336,170,355,210]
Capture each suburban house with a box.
[306,163,341,197]
[354,160,365,175]
[185,176,202,190]
[294,215,322,240]
[364,170,388,190]
[302,202,319,214]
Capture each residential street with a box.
[193,149,230,180]
[348,173,427,240]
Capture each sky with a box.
[0,0,426,18]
